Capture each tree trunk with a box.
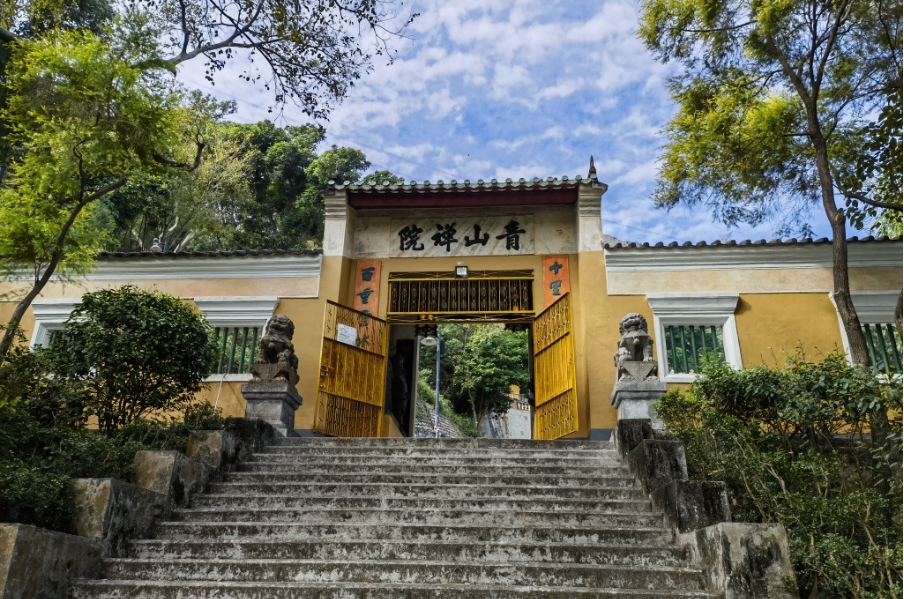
[895,291,902,338]
[0,177,126,359]
[0,254,63,357]
[806,107,870,367]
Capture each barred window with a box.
[862,323,902,374]
[212,327,260,375]
[664,325,725,375]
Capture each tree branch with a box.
[0,25,18,43]
[836,185,904,211]
[683,21,755,33]
[82,176,129,204]
[153,138,205,171]
[814,0,852,91]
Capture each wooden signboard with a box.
[542,255,571,309]
[353,260,382,315]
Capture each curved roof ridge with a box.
[604,235,902,249]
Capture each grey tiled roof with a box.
[97,249,322,259]
[330,174,600,192]
[604,235,903,249]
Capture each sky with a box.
[177,0,836,244]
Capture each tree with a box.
[1,0,415,116]
[107,121,257,253]
[638,0,902,367]
[48,286,215,433]
[0,25,204,358]
[0,0,412,357]
[423,324,530,429]
[363,170,406,185]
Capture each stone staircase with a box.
[71,437,721,598]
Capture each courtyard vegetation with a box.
[655,353,902,599]
[417,324,531,435]
[639,0,903,363]
[0,286,228,533]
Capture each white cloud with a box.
[176,0,835,242]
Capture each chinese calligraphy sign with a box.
[353,260,382,314]
[390,216,534,257]
[542,255,571,308]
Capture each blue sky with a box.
[178,0,836,244]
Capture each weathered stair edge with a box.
[0,419,277,599]
[616,418,799,599]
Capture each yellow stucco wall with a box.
[608,266,901,295]
[736,293,844,366]
[0,243,897,439]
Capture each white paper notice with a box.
[336,324,358,346]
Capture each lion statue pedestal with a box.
[610,313,666,428]
[241,315,303,437]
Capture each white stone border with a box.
[830,290,901,365]
[606,242,901,273]
[646,294,742,383]
[30,299,80,348]
[197,296,278,382]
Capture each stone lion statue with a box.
[614,312,658,381]
[251,315,299,385]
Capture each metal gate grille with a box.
[313,301,389,437]
[532,293,578,440]
[388,278,533,315]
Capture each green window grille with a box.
[664,325,725,375]
[212,327,260,375]
[862,323,902,374]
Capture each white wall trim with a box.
[849,290,900,323]
[647,293,742,383]
[831,290,900,364]
[14,254,323,282]
[204,373,253,383]
[193,296,279,328]
[30,299,80,347]
[606,242,901,272]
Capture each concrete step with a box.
[151,522,674,545]
[258,446,620,459]
[236,462,623,477]
[169,507,665,528]
[246,454,623,468]
[204,481,646,501]
[71,579,722,598]
[223,471,636,487]
[126,538,686,566]
[100,558,708,590]
[270,438,614,450]
[189,494,653,513]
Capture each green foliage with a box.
[655,354,903,598]
[421,324,530,429]
[49,286,216,433]
[415,369,478,437]
[173,122,388,251]
[0,327,226,532]
[638,0,902,236]
[0,460,75,533]
[106,102,257,253]
[0,26,185,280]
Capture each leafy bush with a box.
[0,313,226,534]
[0,461,76,533]
[49,285,217,433]
[416,369,479,437]
[655,353,902,599]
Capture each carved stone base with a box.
[241,382,302,437]
[611,379,667,427]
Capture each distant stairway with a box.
[71,437,721,598]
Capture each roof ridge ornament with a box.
[588,156,597,179]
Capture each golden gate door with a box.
[313,301,389,437]
[532,293,579,440]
